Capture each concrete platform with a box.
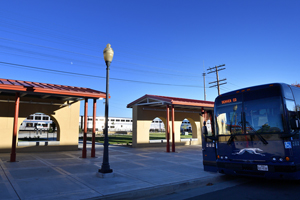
[0,141,229,200]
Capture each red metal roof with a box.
[0,78,106,99]
[127,94,214,108]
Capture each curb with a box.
[86,174,228,200]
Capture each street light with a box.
[99,44,114,174]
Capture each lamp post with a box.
[99,44,114,174]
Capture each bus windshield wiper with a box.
[254,133,268,144]
[227,133,268,145]
[245,121,268,145]
[227,135,235,145]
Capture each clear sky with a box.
[0,0,299,118]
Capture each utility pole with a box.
[207,64,227,96]
[203,72,206,101]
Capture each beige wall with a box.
[132,105,210,148]
[0,94,80,153]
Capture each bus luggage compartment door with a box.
[202,137,218,172]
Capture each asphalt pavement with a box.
[0,141,231,200]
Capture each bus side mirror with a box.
[291,119,300,129]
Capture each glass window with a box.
[121,120,125,122]
[43,116,49,120]
[116,119,120,122]
[26,123,33,127]
[244,96,284,133]
[27,116,34,120]
[126,120,130,122]
[111,119,115,122]
[286,99,298,132]
[216,102,243,135]
[100,119,104,121]
[291,86,300,113]
[282,84,294,100]
[35,116,41,120]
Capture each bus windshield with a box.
[244,96,284,134]
[216,95,284,136]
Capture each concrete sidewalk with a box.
[0,142,227,200]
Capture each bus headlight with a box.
[272,157,277,162]
[279,158,283,162]
[220,156,224,159]
[225,156,228,160]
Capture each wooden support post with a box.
[171,105,175,152]
[10,92,20,162]
[82,98,88,158]
[166,105,170,152]
[91,99,97,157]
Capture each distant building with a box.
[19,113,53,131]
[79,116,191,133]
[79,116,133,132]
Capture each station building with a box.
[0,78,105,162]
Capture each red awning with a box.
[0,78,106,99]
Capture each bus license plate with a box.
[257,165,268,171]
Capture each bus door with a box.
[202,119,218,172]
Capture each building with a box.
[79,116,133,133]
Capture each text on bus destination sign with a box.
[221,98,237,104]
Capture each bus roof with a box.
[218,83,289,98]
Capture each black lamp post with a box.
[99,44,114,174]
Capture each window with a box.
[121,120,125,122]
[286,99,298,132]
[291,86,300,116]
[35,116,41,120]
[100,119,104,121]
[27,116,34,120]
[126,120,130,122]
[88,118,93,121]
[116,119,120,122]
[43,117,49,120]
[111,119,115,122]
[43,124,48,127]
[110,126,115,128]
[26,123,33,127]
[244,96,284,133]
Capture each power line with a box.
[0,15,198,68]
[0,61,204,88]
[0,37,202,77]
[0,49,202,82]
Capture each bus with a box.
[202,83,300,179]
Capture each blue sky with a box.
[0,0,299,118]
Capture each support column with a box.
[10,92,20,162]
[82,98,88,158]
[166,105,170,152]
[171,105,175,152]
[210,111,215,136]
[91,99,97,157]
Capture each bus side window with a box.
[286,100,298,132]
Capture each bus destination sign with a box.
[221,98,237,104]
